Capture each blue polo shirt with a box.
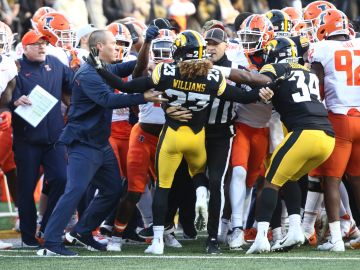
[59,61,146,148]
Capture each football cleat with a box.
[246,237,271,254]
[107,236,122,252]
[304,228,318,246]
[244,227,257,243]
[0,240,12,250]
[348,236,360,249]
[144,238,164,255]
[228,227,245,250]
[317,240,345,252]
[164,233,182,248]
[271,229,305,252]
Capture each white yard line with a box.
[0,254,360,260]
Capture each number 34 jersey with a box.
[151,62,227,133]
[307,38,360,114]
[259,63,333,134]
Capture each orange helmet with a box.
[0,21,13,55]
[106,22,133,61]
[31,6,56,30]
[237,14,274,54]
[150,29,176,63]
[281,7,302,25]
[37,12,76,50]
[314,9,349,41]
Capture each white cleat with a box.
[317,240,345,252]
[0,240,12,250]
[246,238,271,254]
[228,228,245,250]
[164,233,182,248]
[144,238,164,255]
[107,237,122,252]
[194,199,208,232]
[271,230,305,252]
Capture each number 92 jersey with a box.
[307,38,360,114]
[151,62,227,133]
[259,63,333,134]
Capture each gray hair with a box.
[88,30,109,50]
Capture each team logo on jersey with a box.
[44,64,51,71]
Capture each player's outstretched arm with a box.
[219,84,273,104]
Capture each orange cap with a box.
[22,30,48,46]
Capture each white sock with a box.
[272,227,283,241]
[153,226,164,241]
[288,214,301,233]
[242,187,253,228]
[329,221,342,243]
[229,166,247,228]
[137,185,153,227]
[196,186,207,202]
[257,222,270,240]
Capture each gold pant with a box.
[266,130,335,187]
[156,125,206,188]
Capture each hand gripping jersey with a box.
[151,62,227,133]
[308,38,360,114]
[259,62,333,134]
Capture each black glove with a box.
[145,25,160,43]
[267,69,294,89]
[86,48,104,69]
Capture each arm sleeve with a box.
[218,84,260,104]
[80,72,147,109]
[62,64,74,95]
[108,60,137,77]
[95,67,155,93]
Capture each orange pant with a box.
[109,121,132,177]
[127,123,159,193]
[231,122,269,187]
[310,112,360,178]
[0,127,16,173]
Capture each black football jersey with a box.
[151,62,227,133]
[259,63,333,134]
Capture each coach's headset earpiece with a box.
[124,23,139,45]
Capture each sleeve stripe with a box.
[151,62,163,85]
[217,75,227,96]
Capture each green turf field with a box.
[0,239,359,270]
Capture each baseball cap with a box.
[76,24,97,47]
[22,30,48,46]
[202,20,225,33]
[149,18,176,30]
[204,28,228,44]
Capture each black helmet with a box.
[263,37,298,64]
[265,9,293,37]
[172,30,207,61]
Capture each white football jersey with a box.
[0,55,17,97]
[308,38,360,114]
[138,102,165,124]
[111,54,138,122]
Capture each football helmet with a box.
[0,21,13,55]
[106,22,133,61]
[151,29,176,63]
[281,7,302,25]
[237,14,274,54]
[265,9,293,37]
[172,30,207,61]
[37,12,76,49]
[263,37,298,64]
[31,6,56,30]
[302,0,336,41]
[314,9,350,41]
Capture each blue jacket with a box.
[12,54,73,144]
[59,61,146,148]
